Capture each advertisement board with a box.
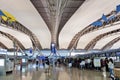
[93,58,101,67]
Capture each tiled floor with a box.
[0,64,110,80]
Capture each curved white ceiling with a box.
[94,34,120,49]
[0,36,13,48]
[0,26,32,48]
[59,0,120,49]
[111,40,120,49]
[0,0,120,50]
[0,0,51,48]
[77,23,120,49]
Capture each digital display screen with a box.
[93,58,101,67]
[0,59,4,66]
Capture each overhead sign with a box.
[93,58,101,67]
[29,48,32,54]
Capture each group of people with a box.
[101,58,114,78]
[65,57,115,79]
[34,57,116,79]
[35,57,63,69]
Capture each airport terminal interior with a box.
[0,0,120,80]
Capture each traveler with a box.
[108,58,114,77]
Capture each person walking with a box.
[101,59,106,77]
[108,58,114,78]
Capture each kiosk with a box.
[0,54,14,75]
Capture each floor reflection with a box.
[0,64,110,80]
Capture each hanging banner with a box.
[2,10,16,22]
[51,43,56,54]
[116,4,120,13]
[29,47,33,54]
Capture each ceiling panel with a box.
[59,0,120,49]
[58,0,85,34]
[0,0,51,49]
[93,35,120,49]
[111,40,120,49]
[76,24,120,49]
[0,26,32,49]
[0,36,13,48]
[66,0,83,8]
[63,8,77,13]
[0,0,120,50]
[31,0,85,47]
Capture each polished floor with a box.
[0,64,110,80]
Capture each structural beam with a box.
[0,16,42,49]
[102,36,120,50]
[85,28,120,50]
[0,41,8,49]
[31,0,85,48]
[0,31,25,50]
[68,11,120,50]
